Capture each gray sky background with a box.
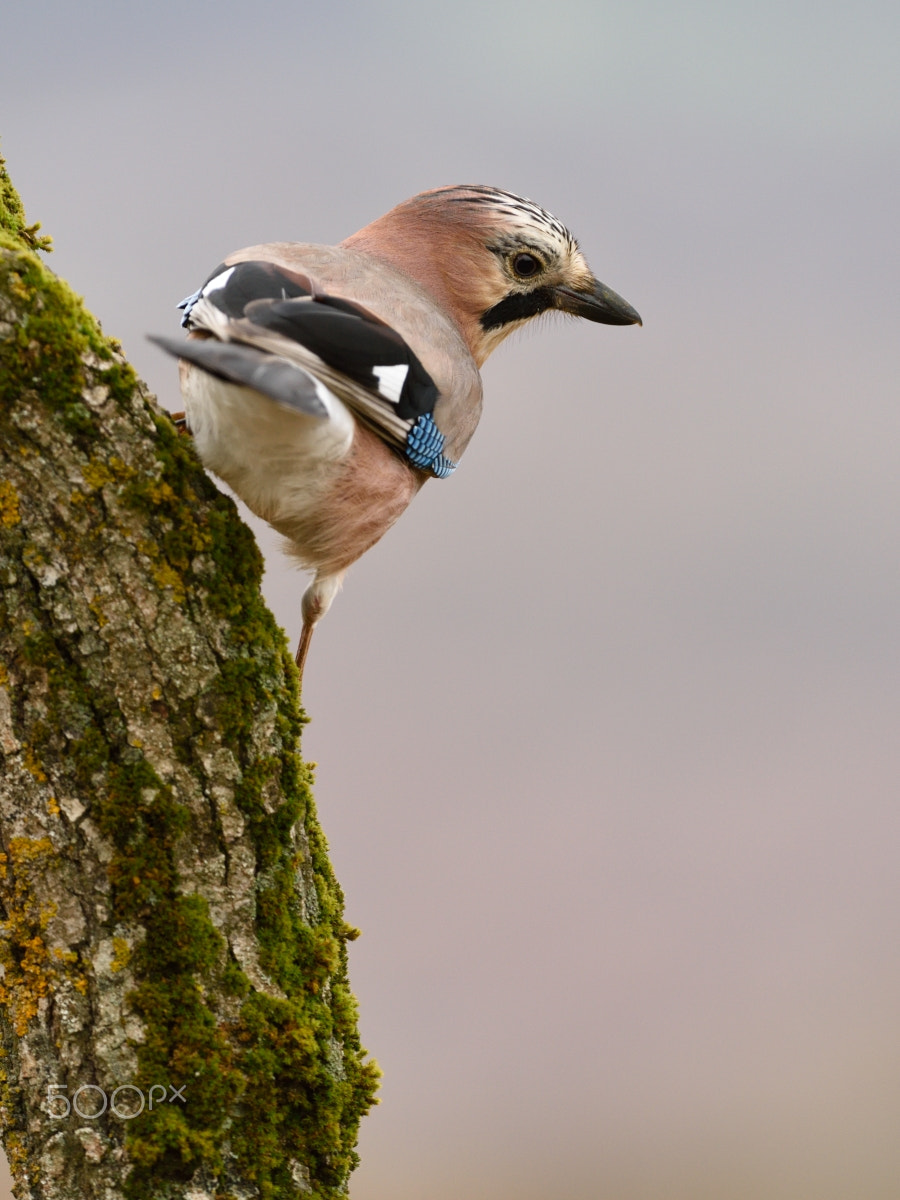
[3,2,900,1196]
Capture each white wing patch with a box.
[202,266,236,297]
[372,363,409,404]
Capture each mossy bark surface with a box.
[0,148,378,1199]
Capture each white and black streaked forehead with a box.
[425,185,580,254]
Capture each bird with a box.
[150,185,641,684]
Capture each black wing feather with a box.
[184,260,438,421]
[213,261,313,317]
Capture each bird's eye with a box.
[511,253,541,278]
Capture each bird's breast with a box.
[181,362,422,576]
[288,420,425,577]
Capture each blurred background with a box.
[3,1,899,1196]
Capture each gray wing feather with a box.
[148,335,329,419]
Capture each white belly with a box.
[180,363,355,537]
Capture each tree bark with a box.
[0,147,379,1199]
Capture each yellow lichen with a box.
[151,561,186,601]
[4,836,54,870]
[141,479,178,507]
[0,839,86,1036]
[0,480,20,527]
[0,839,57,1035]
[22,746,48,783]
[88,595,109,628]
[81,458,115,490]
[80,454,136,491]
[111,937,132,973]
[21,544,45,572]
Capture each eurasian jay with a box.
[151,185,641,681]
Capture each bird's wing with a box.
[173,259,454,474]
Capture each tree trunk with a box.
[0,148,379,1199]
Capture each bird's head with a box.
[343,184,641,366]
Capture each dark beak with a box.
[553,279,642,326]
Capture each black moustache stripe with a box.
[480,287,555,331]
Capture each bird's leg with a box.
[295,621,315,678]
[295,571,345,691]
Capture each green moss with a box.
[0,142,51,253]
[125,894,243,1182]
[0,246,136,456]
[0,172,378,1196]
